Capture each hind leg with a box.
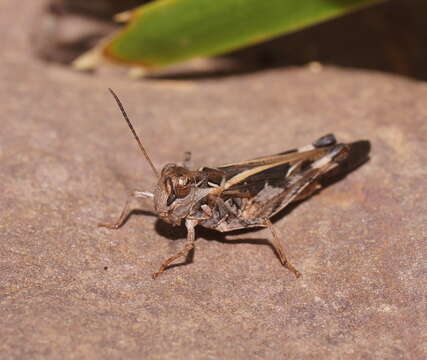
[264,219,301,278]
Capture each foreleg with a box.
[98,191,153,229]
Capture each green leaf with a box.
[76,0,386,70]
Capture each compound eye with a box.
[175,176,191,199]
[178,176,189,186]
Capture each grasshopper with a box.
[100,89,350,279]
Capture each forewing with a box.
[241,143,350,220]
[202,134,339,187]
[198,135,349,232]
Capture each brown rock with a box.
[1,1,425,359]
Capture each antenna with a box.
[108,88,159,179]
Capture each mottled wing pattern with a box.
[199,134,349,232]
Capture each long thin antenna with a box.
[108,88,159,178]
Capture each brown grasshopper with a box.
[100,89,350,279]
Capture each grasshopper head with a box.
[154,164,198,225]
[108,89,202,226]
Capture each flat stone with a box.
[1,1,426,359]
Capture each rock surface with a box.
[1,1,426,359]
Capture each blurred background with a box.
[32,0,427,81]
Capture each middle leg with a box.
[152,219,198,279]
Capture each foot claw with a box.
[152,266,167,279]
[98,222,119,229]
[293,270,302,279]
[283,261,301,278]
[152,271,161,280]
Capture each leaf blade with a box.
[100,0,386,68]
